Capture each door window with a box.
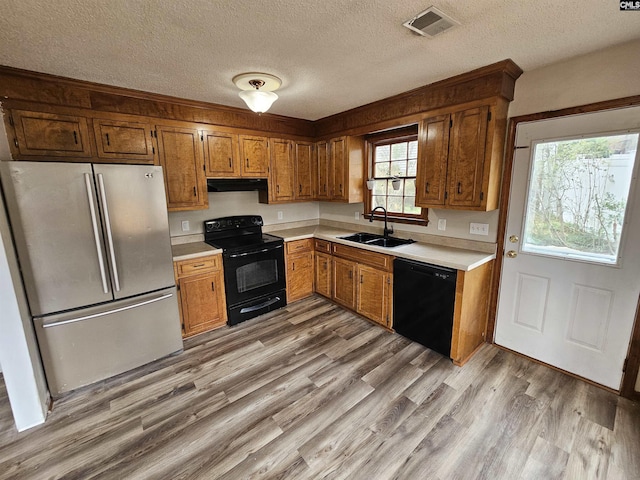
[522,132,639,265]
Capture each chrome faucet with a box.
[370,206,393,238]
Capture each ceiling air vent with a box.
[403,6,460,38]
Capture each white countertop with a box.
[269,226,495,271]
[171,242,222,261]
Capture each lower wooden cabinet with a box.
[328,242,393,328]
[314,251,332,298]
[174,254,227,338]
[285,239,314,302]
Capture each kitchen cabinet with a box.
[155,125,208,211]
[238,134,269,177]
[356,264,392,328]
[295,141,314,200]
[332,256,357,310]
[8,109,92,158]
[330,242,393,328]
[315,136,364,202]
[315,140,330,200]
[285,239,314,302]
[314,239,332,298]
[174,254,227,337]
[203,130,240,177]
[270,138,296,202]
[415,101,507,211]
[92,119,155,163]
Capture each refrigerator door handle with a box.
[84,173,109,294]
[42,292,174,328]
[97,173,121,292]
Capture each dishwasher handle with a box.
[395,258,457,283]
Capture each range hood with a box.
[206,178,268,192]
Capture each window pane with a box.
[372,196,386,209]
[522,133,639,265]
[375,145,390,162]
[404,197,420,214]
[374,162,390,177]
[387,196,403,213]
[372,180,387,195]
[407,159,417,176]
[405,178,416,196]
[390,161,407,177]
[391,142,407,160]
[388,179,404,196]
[408,141,418,159]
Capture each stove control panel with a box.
[204,215,264,232]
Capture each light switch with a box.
[277,211,283,220]
[181,220,190,232]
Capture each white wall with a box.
[506,38,640,393]
[0,118,49,431]
[168,192,319,237]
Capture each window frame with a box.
[364,126,429,226]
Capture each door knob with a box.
[509,235,519,243]
[506,250,518,258]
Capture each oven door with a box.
[222,243,286,308]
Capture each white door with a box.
[495,106,640,390]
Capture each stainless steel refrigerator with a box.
[1,161,183,396]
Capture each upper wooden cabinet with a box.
[93,119,155,163]
[415,101,507,211]
[203,130,240,177]
[238,134,269,177]
[316,140,331,200]
[155,125,208,211]
[270,138,296,202]
[315,136,364,203]
[295,141,314,201]
[9,110,92,158]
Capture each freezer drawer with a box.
[34,287,183,396]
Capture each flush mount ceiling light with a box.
[233,72,281,114]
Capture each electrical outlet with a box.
[181,220,190,232]
[277,211,283,220]
[470,222,489,235]
[355,211,360,220]
[437,219,446,231]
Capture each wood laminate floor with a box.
[1,296,639,479]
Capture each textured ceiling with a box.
[0,1,639,120]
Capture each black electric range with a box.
[204,216,286,325]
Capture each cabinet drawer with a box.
[175,255,220,277]
[286,238,313,254]
[332,243,393,272]
[314,239,331,254]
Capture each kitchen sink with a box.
[338,232,384,243]
[338,232,415,248]
[366,237,415,248]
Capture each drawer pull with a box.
[192,263,205,268]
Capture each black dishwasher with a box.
[393,258,457,357]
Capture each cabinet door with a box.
[356,265,391,327]
[287,251,314,302]
[331,136,347,200]
[415,114,450,207]
[11,110,92,158]
[316,140,331,200]
[93,119,155,163]
[156,125,207,211]
[239,135,269,177]
[204,131,239,177]
[295,141,314,200]
[332,257,357,310]
[271,138,295,201]
[178,270,227,337]
[446,106,489,208]
[315,252,332,298]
